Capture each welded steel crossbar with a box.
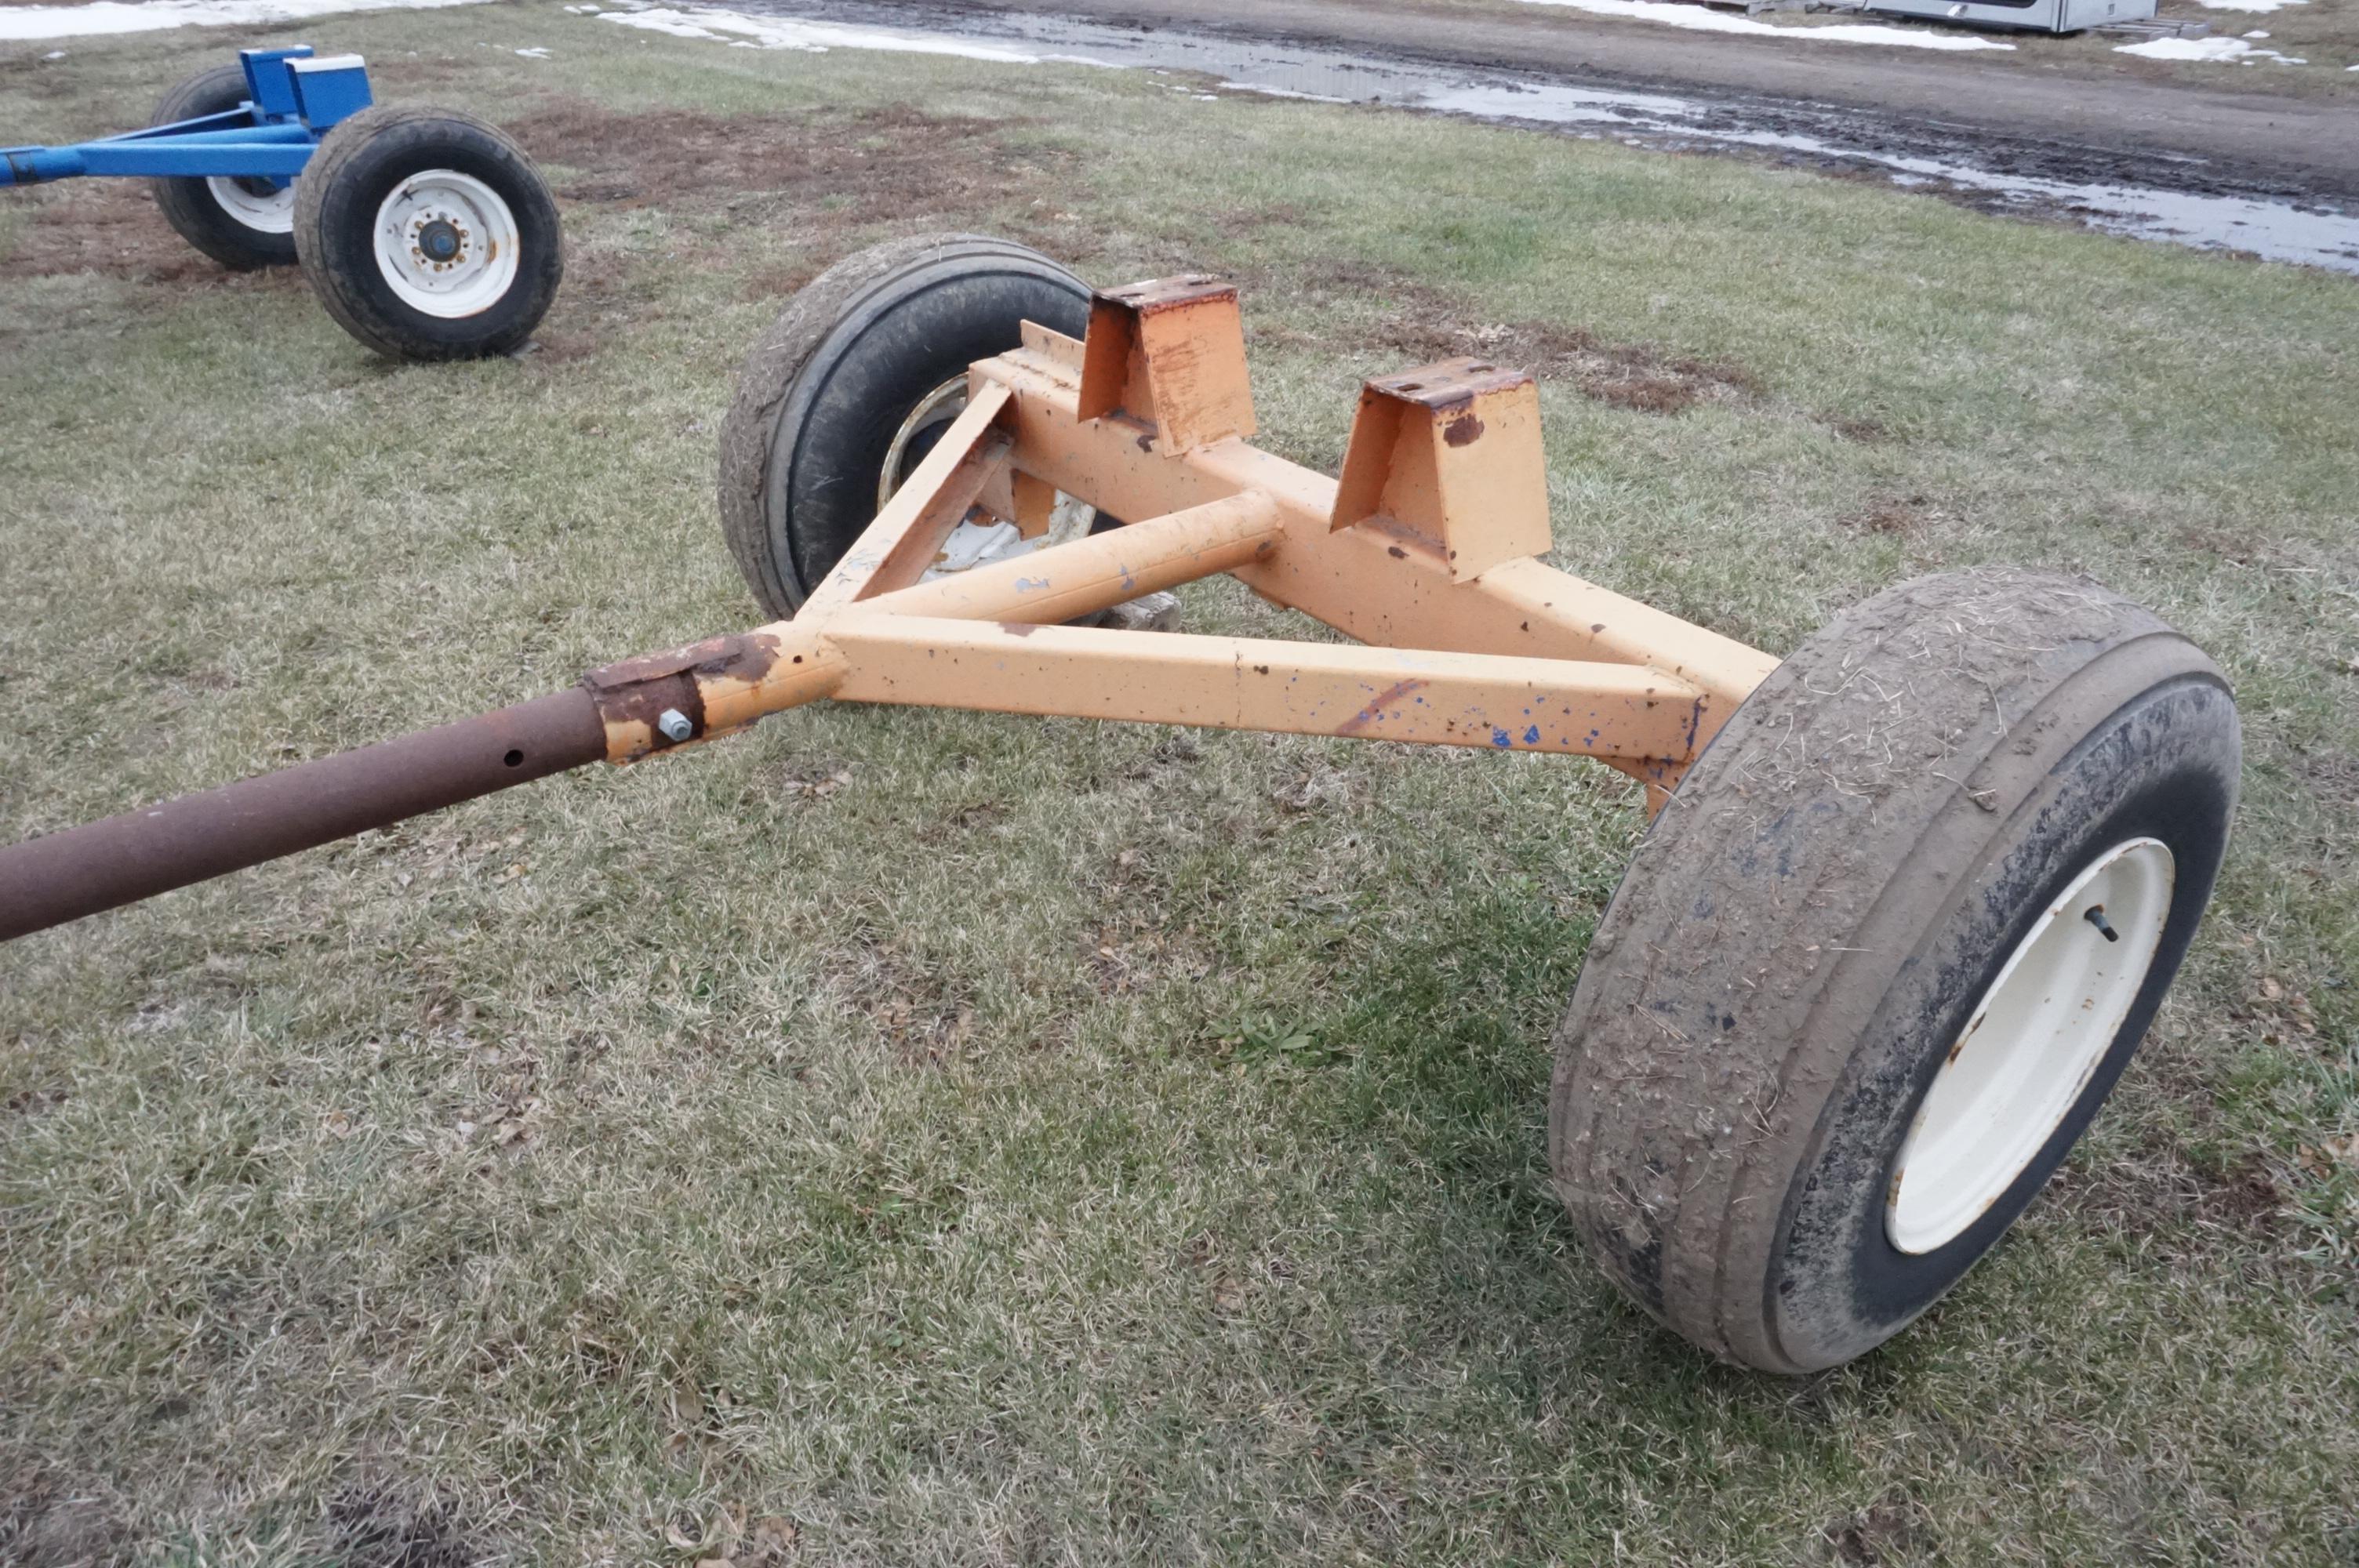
[1,47,370,188]
[0,274,1777,941]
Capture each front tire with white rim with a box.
[1550,569,2238,1373]
[148,64,298,270]
[293,105,562,362]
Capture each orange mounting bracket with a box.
[1331,358,1552,583]
[1076,274,1257,454]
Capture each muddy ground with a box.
[918,0,2359,203]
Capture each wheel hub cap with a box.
[416,218,464,264]
[205,174,296,236]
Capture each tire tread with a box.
[717,233,1089,618]
[1550,570,2224,1370]
[149,64,296,270]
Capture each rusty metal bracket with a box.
[1332,358,1551,583]
[580,630,789,761]
[1076,275,1256,455]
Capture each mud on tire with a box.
[1550,569,2239,1373]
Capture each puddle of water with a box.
[665,0,2359,274]
[1712,124,2359,265]
[1418,80,2359,267]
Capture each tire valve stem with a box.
[2083,905,2120,943]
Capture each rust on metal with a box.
[0,689,605,942]
[1336,678,1430,738]
[584,630,787,761]
[1097,274,1236,316]
[1365,358,1531,413]
[1330,356,1550,583]
[1076,276,1256,454]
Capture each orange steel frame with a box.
[600,274,1779,808]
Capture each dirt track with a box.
[929,0,2359,201]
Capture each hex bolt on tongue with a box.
[2085,904,2121,942]
[656,708,695,743]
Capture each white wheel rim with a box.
[880,376,1098,579]
[1887,837,2175,1255]
[370,169,521,319]
[205,176,296,236]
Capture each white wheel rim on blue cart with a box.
[206,175,296,235]
[372,168,519,318]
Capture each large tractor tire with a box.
[148,63,298,270]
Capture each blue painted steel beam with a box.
[96,107,255,144]
[0,45,370,188]
[3,122,314,186]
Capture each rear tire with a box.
[718,234,1096,619]
[1550,570,2239,1372]
[293,105,562,361]
[148,63,298,270]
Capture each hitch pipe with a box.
[0,691,604,942]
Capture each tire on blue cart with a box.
[292,104,562,362]
[148,63,299,270]
[1550,570,2239,1372]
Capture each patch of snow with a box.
[2191,0,2304,11]
[2115,35,2305,60]
[1220,80,1350,102]
[0,0,493,43]
[1514,0,2015,49]
[594,5,1052,61]
[514,44,551,56]
[42,48,67,57]
[2243,28,2270,35]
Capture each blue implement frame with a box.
[2,46,371,188]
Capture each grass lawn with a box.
[3,7,2357,1563]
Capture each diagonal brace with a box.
[798,379,1016,619]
